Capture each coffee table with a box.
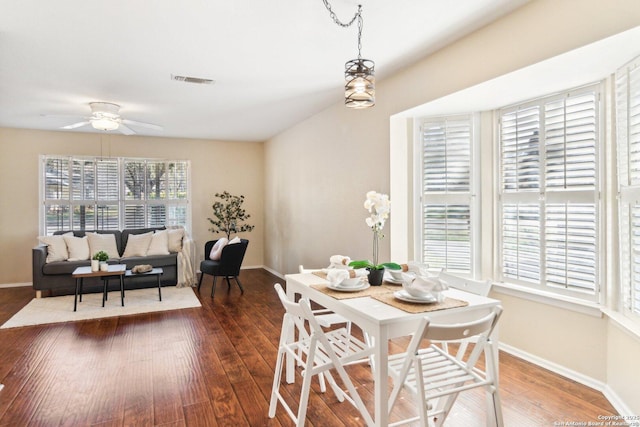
[72,264,126,311]
[125,267,164,301]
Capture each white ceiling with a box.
[0,0,529,142]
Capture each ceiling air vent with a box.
[171,74,215,85]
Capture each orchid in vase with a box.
[349,191,401,282]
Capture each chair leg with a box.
[235,276,244,294]
[225,276,232,292]
[197,271,204,292]
[211,276,218,298]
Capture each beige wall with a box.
[263,0,640,415]
[0,127,264,285]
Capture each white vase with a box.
[100,262,109,272]
[91,259,100,272]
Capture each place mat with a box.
[371,293,469,313]
[310,283,396,300]
[311,270,403,287]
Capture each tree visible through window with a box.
[41,155,189,234]
[498,84,600,301]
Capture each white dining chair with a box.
[438,271,493,360]
[269,283,374,427]
[387,306,504,427]
[298,265,353,330]
[299,265,375,371]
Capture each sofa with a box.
[33,227,187,297]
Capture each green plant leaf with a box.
[380,262,402,270]
[348,260,373,269]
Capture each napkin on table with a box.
[328,255,351,269]
[326,268,367,287]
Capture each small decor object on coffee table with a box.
[92,250,109,272]
[349,191,401,285]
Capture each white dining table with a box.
[284,272,502,427]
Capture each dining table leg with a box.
[372,326,389,427]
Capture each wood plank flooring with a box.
[0,268,621,426]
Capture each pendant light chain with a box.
[322,0,360,28]
[321,0,375,108]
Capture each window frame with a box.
[616,55,640,320]
[495,83,604,304]
[413,113,480,276]
[39,155,191,235]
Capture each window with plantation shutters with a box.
[40,155,190,234]
[418,116,474,273]
[498,84,600,301]
[617,55,640,318]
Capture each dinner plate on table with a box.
[393,290,437,303]
[384,276,404,285]
[328,282,370,292]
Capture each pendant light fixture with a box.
[322,1,375,109]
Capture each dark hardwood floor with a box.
[0,269,620,426]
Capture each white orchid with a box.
[364,191,391,235]
[349,191,400,273]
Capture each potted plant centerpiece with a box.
[349,191,401,285]
[92,250,109,272]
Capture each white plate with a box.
[328,282,370,292]
[384,276,404,285]
[393,290,437,303]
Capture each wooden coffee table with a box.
[72,264,126,311]
[125,267,164,301]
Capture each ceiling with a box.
[0,0,529,142]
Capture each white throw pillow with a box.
[122,232,153,257]
[63,235,90,261]
[228,236,241,245]
[87,232,120,259]
[209,238,229,260]
[167,228,184,253]
[147,230,170,256]
[38,232,72,263]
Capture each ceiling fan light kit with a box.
[89,102,121,131]
[322,1,375,109]
[55,101,162,135]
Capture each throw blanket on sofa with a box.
[170,226,197,288]
[177,236,196,288]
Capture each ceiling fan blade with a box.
[61,121,90,130]
[118,124,136,135]
[122,119,163,131]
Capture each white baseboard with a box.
[261,265,285,279]
[499,342,605,391]
[499,343,632,416]
[0,282,31,289]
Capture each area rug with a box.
[1,287,201,329]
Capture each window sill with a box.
[491,282,602,317]
[601,308,640,341]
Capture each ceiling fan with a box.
[58,102,162,135]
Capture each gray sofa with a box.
[33,227,178,297]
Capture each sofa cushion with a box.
[120,253,177,269]
[38,233,72,263]
[64,235,90,261]
[122,232,153,257]
[147,230,170,256]
[167,228,184,253]
[42,259,91,275]
[121,228,165,253]
[87,232,120,259]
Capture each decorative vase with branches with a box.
[207,191,255,239]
